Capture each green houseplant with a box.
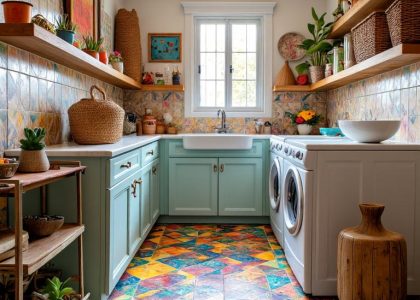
[109,50,124,72]
[18,128,50,173]
[82,35,104,60]
[32,276,76,300]
[55,14,77,44]
[299,7,334,83]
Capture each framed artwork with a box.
[148,33,182,62]
[65,0,98,40]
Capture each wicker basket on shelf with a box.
[386,0,420,46]
[352,11,392,63]
[68,85,125,144]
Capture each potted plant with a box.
[295,62,310,85]
[109,51,124,72]
[298,8,334,83]
[82,35,103,59]
[18,127,50,173]
[32,276,76,300]
[285,106,321,135]
[1,1,33,23]
[55,14,77,44]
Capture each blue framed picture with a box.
[148,33,182,62]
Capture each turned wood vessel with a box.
[337,203,407,300]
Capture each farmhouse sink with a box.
[182,134,253,150]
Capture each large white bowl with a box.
[338,120,401,143]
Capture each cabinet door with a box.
[151,160,160,223]
[140,165,152,238]
[169,158,218,216]
[218,158,263,216]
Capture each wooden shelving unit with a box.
[273,44,420,92]
[0,161,86,299]
[0,23,141,89]
[329,0,395,38]
[141,84,184,92]
[273,85,311,92]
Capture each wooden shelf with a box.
[0,224,84,275]
[329,0,395,38]
[141,84,184,92]
[273,44,420,92]
[0,23,141,89]
[273,85,311,92]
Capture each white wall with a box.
[119,0,329,80]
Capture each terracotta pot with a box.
[309,65,325,83]
[2,1,32,23]
[111,61,124,73]
[83,49,99,60]
[297,124,312,135]
[99,50,108,64]
[18,149,50,173]
[338,204,407,299]
[167,126,177,134]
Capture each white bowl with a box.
[338,120,401,143]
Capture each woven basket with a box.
[352,11,392,63]
[23,216,64,238]
[386,0,420,46]
[115,9,142,82]
[68,85,125,144]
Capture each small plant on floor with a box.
[20,128,46,151]
[18,127,50,172]
[41,277,75,300]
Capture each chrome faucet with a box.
[215,109,229,133]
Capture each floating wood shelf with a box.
[141,84,184,92]
[273,44,420,92]
[0,23,141,89]
[0,224,84,275]
[273,85,311,92]
[329,0,395,38]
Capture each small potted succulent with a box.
[285,106,321,135]
[32,276,76,300]
[82,35,103,59]
[18,127,50,173]
[55,14,77,44]
[1,1,33,23]
[109,50,124,72]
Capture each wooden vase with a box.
[337,203,407,300]
[274,61,296,86]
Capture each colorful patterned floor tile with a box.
[109,224,335,300]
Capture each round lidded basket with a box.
[68,85,125,144]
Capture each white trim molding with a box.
[182,1,276,118]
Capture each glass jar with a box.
[344,33,355,69]
[333,47,344,74]
[341,0,350,14]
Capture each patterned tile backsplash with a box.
[327,62,420,143]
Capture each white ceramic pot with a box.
[111,61,124,73]
[297,124,313,135]
[18,149,50,173]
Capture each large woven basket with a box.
[386,0,420,46]
[68,86,125,144]
[115,9,142,82]
[352,11,392,63]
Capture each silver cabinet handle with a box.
[146,150,154,156]
[131,178,143,197]
[120,161,132,169]
[213,164,218,172]
[220,164,224,173]
[152,166,157,175]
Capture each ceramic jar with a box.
[111,62,124,73]
[2,1,32,23]
[56,30,75,44]
[297,124,312,135]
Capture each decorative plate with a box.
[277,32,306,61]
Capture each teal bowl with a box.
[320,127,344,137]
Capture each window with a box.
[195,18,262,112]
[182,2,276,117]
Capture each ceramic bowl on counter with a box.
[338,120,401,143]
[319,127,343,137]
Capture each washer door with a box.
[269,158,281,211]
[283,166,303,236]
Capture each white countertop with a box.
[5,134,271,158]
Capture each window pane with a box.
[232,24,247,52]
[247,24,257,52]
[216,81,225,107]
[247,81,257,107]
[247,53,256,79]
[200,81,216,107]
[200,52,216,80]
[200,24,216,52]
[232,81,247,107]
[216,24,225,52]
[232,53,246,80]
[216,53,225,80]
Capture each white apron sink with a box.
[182,134,253,150]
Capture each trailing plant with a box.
[42,277,75,300]
[55,14,76,32]
[109,50,123,63]
[298,8,334,67]
[83,35,104,52]
[20,128,46,151]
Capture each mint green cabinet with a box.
[151,160,160,223]
[169,158,218,216]
[218,158,263,216]
[140,164,152,238]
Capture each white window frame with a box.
[182,1,276,118]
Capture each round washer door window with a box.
[269,159,281,211]
[283,166,303,236]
